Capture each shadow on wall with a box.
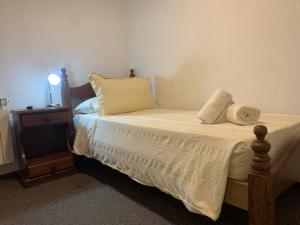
[154,59,213,110]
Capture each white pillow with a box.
[74,97,99,114]
[89,73,156,115]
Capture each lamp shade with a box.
[48,73,61,86]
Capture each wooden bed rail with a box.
[249,125,275,225]
[271,138,300,176]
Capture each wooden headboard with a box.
[61,68,136,109]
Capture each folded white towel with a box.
[198,89,233,124]
[226,103,261,125]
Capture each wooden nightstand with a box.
[11,107,76,186]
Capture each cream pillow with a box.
[89,73,156,115]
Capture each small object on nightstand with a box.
[47,70,63,106]
[26,105,34,110]
[11,107,76,187]
[46,103,61,108]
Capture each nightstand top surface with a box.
[10,106,70,115]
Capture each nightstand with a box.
[11,107,76,186]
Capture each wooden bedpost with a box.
[248,125,275,225]
[129,68,136,77]
[61,68,72,107]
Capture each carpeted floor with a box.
[0,160,299,225]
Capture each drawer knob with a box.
[44,117,51,122]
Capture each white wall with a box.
[0,0,130,174]
[129,0,300,114]
[0,0,129,109]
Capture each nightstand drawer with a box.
[27,153,74,178]
[21,111,69,128]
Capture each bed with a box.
[61,70,300,225]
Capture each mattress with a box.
[73,109,300,220]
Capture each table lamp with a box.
[47,72,62,107]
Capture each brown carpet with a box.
[0,159,299,225]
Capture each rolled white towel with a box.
[226,103,261,125]
[198,89,233,124]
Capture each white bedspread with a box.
[73,109,300,220]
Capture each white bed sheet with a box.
[73,109,300,220]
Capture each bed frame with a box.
[61,69,300,225]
